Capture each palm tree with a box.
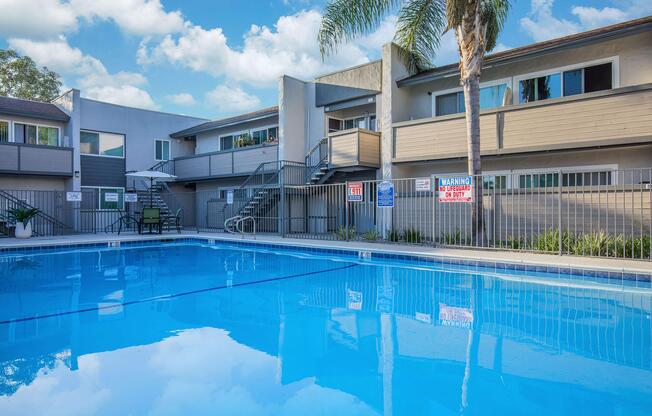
[319,0,510,245]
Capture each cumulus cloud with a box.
[205,85,262,114]
[70,0,186,36]
[521,0,652,42]
[9,37,158,109]
[167,93,196,106]
[139,10,392,87]
[0,0,77,39]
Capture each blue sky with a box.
[0,0,649,119]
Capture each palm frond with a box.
[482,0,510,51]
[445,0,467,30]
[318,0,401,58]
[393,0,446,73]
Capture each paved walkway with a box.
[1,231,650,275]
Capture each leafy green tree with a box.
[319,0,510,245]
[0,49,62,102]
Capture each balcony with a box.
[328,128,380,169]
[165,144,279,181]
[0,142,73,176]
[392,84,652,162]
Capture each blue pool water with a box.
[0,241,650,415]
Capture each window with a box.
[562,171,612,186]
[38,126,58,146]
[0,121,8,142]
[344,117,366,130]
[268,127,278,142]
[328,118,343,133]
[99,188,124,210]
[519,73,561,103]
[436,84,508,116]
[520,62,613,103]
[80,131,124,157]
[519,173,559,189]
[369,115,376,131]
[13,123,59,146]
[220,135,233,151]
[483,175,507,189]
[252,128,267,145]
[155,140,170,161]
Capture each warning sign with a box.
[347,181,364,202]
[438,176,474,203]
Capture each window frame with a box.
[0,119,10,143]
[433,164,618,190]
[218,124,280,151]
[13,122,61,146]
[431,78,511,117]
[81,186,126,210]
[155,139,171,161]
[80,130,125,158]
[512,56,619,104]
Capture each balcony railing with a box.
[392,84,652,162]
[328,128,380,169]
[155,144,279,181]
[0,142,73,176]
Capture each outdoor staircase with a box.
[135,181,173,218]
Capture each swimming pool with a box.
[0,240,650,415]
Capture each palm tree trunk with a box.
[457,3,485,246]
[462,74,484,246]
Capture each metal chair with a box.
[162,208,183,233]
[139,208,162,234]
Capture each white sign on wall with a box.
[104,193,119,202]
[226,190,234,205]
[415,178,431,192]
[125,193,138,203]
[66,191,82,202]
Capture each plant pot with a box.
[15,222,32,239]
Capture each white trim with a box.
[512,56,619,103]
[80,130,125,159]
[432,78,511,116]
[155,139,171,161]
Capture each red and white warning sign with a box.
[438,176,474,203]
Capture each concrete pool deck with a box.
[1,231,650,276]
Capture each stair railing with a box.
[304,137,329,183]
[0,190,70,236]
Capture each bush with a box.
[362,229,380,241]
[440,230,470,245]
[334,226,356,241]
[387,228,402,242]
[8,207,39,225]
[403,228,423,244]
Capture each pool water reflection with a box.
[0,243,651,415]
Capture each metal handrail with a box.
[235,216,256,239]
[0,190,70,235]
[305,137,329,183]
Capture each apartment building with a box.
[1,16,650,233]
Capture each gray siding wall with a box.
[81,155,126,188]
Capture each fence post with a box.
[280,168,286,238]
[432,176,436,247]
[345,181,349,241]
[558,169,563,256]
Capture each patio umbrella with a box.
[126,170,177,208]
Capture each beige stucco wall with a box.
[315,60,382,92]
[400,30,652,121]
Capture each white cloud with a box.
[167,93,196,106]
[0,0,185,40]
[70,0,186,36]
[521,0,652,42]
[0,0,77,39]
[205,85,262,114]
[9,36,158,109]
[139,10,391,87]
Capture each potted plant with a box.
[9,207,39,239]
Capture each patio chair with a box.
[139,207,162,234]
[162,208,183,233]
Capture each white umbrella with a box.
[126,170,177,208]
